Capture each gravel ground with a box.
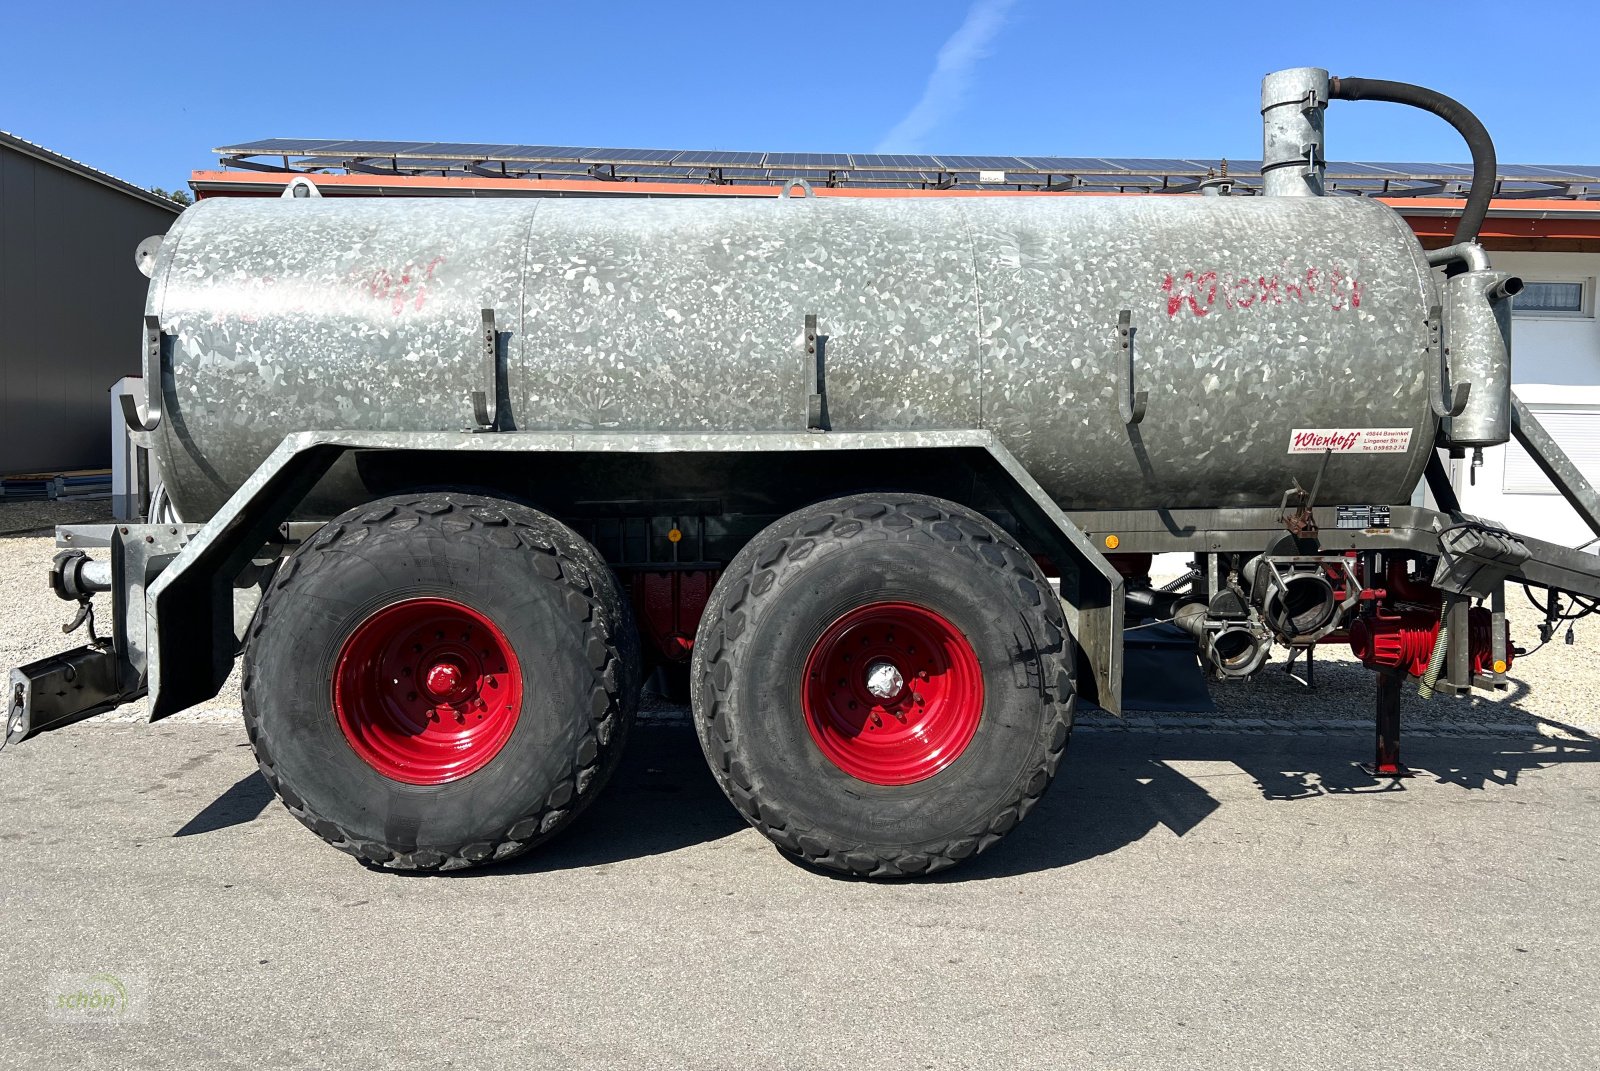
[0,498,115,537]
[3,500,1596,739]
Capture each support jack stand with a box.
[1359,668,1415,778]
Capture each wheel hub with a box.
[422,660,466,701]
[801,602,984,786]
[333,598,522,785]
[864,659,905,700]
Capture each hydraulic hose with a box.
[1329,77,1496,248]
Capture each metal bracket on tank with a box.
[134,235,163,279]
[1116,310,1147,426]
[280,176,322,199]
[1426,305,1471,418]
[472,308,500,431]
[804,314,831,431]
[119,314,164,435]
[1300,141,1321,178]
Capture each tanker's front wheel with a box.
[691,494,1076,877]
[242,492,640,871]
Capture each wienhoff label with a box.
[1288,428,1413,454]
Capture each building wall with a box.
[1451,251,1600,548]
[0,145,178,474]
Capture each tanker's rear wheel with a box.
[242,491,640,871]
[691,494,1076,877]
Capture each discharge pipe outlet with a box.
[1173,602,1271,678]
[1243,557,1339,641]
[1328,77,1497,247]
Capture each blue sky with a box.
[3,1,1592,191]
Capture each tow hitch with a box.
[6,645,130,750]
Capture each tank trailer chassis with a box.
[8,68,1600,878]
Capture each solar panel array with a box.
[213,139,1600,198]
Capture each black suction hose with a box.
[1329,77,1497,248]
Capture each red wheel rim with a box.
[801,602,984,786]
[333,598,523,785]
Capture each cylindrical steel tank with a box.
[143,193,1438,520]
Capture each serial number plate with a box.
[1335,504,1391,530]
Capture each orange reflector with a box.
[667,528,683,544]
[1492,659,1507,674]
[1104,534,1120,550]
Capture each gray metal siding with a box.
[0,144,178,474]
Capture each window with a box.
[1513,279,1592,318]
[1503,406,1600,494]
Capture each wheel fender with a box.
[145,429,1125,718]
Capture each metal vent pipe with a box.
[1261,67,1330,197]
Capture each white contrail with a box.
[875,0,1017,153]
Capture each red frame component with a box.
[1350,606,1511,678]
[332,597,523,785]
[1348,560,1512,678]
[628,570,719,663]
[801,602,984,786]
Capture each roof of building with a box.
[1,130,183,213]
[213,138,1600,200]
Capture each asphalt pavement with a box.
[1,719,1596,1070]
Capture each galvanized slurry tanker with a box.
[10,69,1600,876]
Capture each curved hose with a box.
[147,479,181,525]
[1329,77,1496,248]
[1417,599,1451,699]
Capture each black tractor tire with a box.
[690,493,1076,877]
[242,491,639,871]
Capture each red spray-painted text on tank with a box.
[353,255,448,316]
[1163,266,1362,318]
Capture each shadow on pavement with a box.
[171,723,746,865]
[174,770,275,837]
[482,723,747,876]
[948,724,1599,882]
[174,717,1598,881]
[512,719,1598,881]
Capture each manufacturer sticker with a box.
[1288,428,1413,454]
